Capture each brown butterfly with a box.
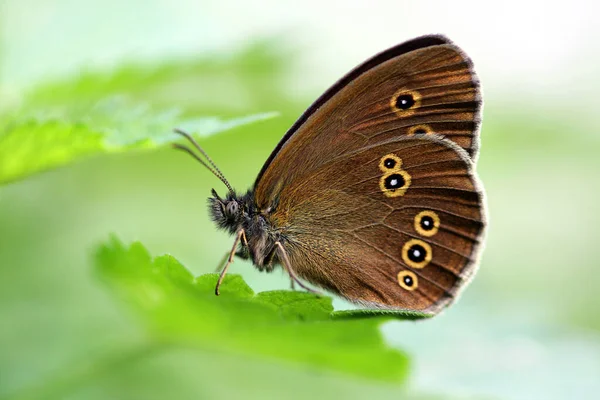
[174,34,486,315]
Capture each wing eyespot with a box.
[390,89,421,117]
[397,270,418,291]
[414,210,440,237]
[402,239,432,269]
[378,154,411,197]
[395,94,415,109]
[379,153,402,172]
[408,124,434,135]
[379,170,411,197]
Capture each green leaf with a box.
[19,39,293,116]
[96,237,410,383]
[332,308,433,320]
[0,40,286,185]
[0,100,276,185]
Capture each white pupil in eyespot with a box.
[391,179,398,186]
[413,249,421,257]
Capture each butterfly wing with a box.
[271,135,485,313]
[253,35,485,313]
[254,35,482,212]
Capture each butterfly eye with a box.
[408,124,434,135]
[397,271,418,291]
[226,201,239,216]
[414,210,440,237]
[402,239,432,269]
[379,153,402,172]
[390,89,421,116]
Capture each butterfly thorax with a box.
[208,189,282,270]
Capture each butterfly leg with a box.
[274,242,320,295]
[215,229,247,296]
[264,248,295,290]
[213,252,229,273]
[214,230,250,272]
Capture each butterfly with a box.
[174,34,486,316]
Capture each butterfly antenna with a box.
[172,129,235,194]
[174,129,230,181]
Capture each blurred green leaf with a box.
[332,308,432,320]
[0,39,288,186]
[0,98,276,184]
[21,40,294,116]
[96,237,410,383]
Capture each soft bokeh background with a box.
[1,1,600,399]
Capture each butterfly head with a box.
[172,128,247,232]
[209,189,246,233]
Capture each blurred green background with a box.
[1,1,600,399]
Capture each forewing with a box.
[254,35,481,211]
